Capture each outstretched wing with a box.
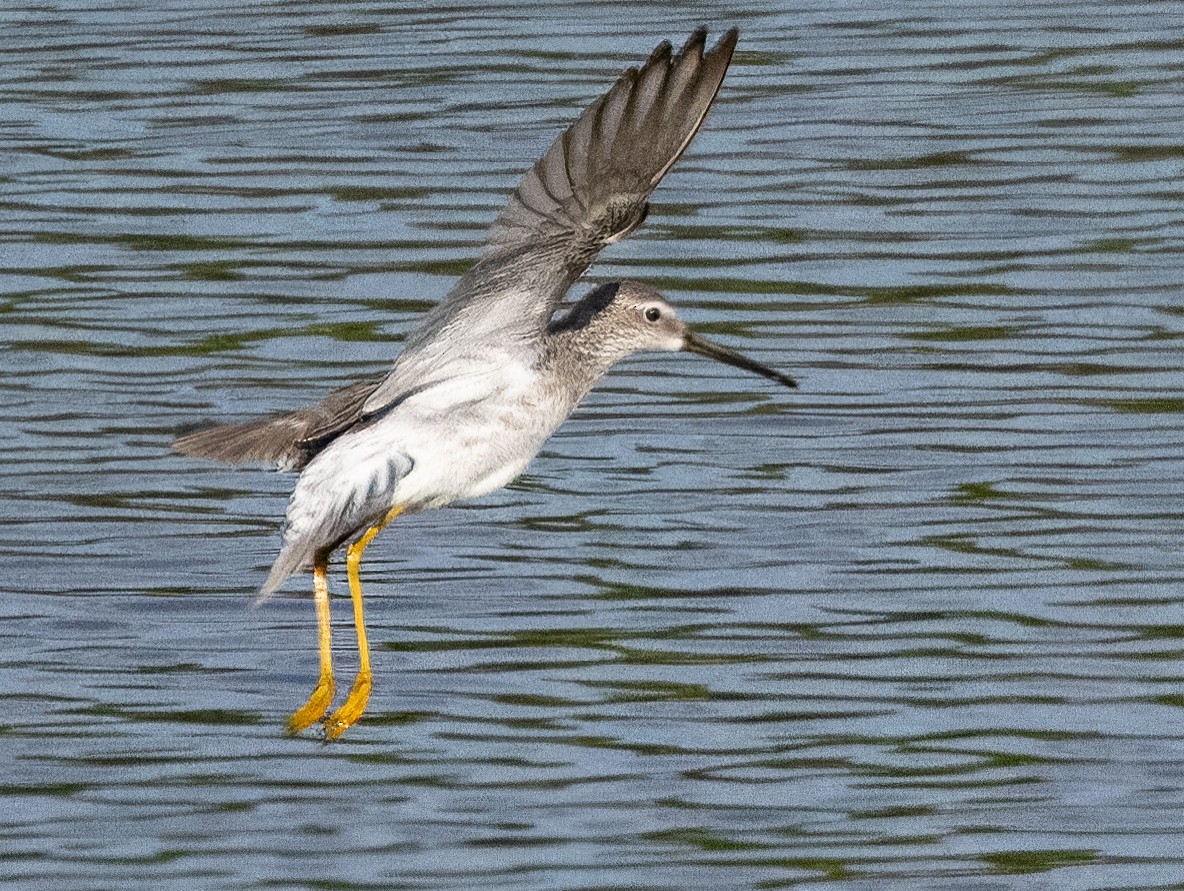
[487,27,738,272]
[173,29,739,466]
[360,27,738,416]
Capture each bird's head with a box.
[552,280,796,389]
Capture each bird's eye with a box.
[644,307,661,322]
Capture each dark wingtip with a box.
[679,26,738,64]
[682,26,708,53]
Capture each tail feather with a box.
[255,537,319,603]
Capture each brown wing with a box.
[172,376,381,470]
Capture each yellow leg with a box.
[323,505,404,740]
[286,559,335,734]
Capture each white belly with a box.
[280,350,575,560]
[390,389,559,508]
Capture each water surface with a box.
[2,1,1183,889]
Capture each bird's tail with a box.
[255,537,319,605]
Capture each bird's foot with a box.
[286,673,336,734]
[322,670,372,740]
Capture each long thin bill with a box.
[683,330,797,389]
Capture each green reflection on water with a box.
[949,481,1009,505]
[846,150,976,171]
[328,185,430,202]
[76,703,261,726]
[645,826,766,852]
[183,261,244,281]
[980,848,1098,875]
[911,325,1013,343]
[1098,397,1184,414]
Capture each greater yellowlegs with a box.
[175,27,796,739]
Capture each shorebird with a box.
[175,27,795,739]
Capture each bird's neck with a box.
[541,322,632,405]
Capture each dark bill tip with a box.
[683,330,797,389]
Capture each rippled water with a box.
[3,1,1184,888]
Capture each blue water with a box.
[2,1,1183,888]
